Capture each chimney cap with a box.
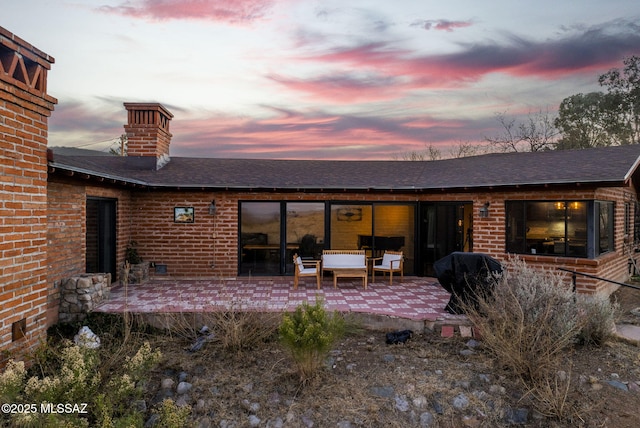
[123,102,174,119]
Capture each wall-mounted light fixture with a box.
[208,200,217,215]
[479,202,490,218]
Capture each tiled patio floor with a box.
[94,276,467,323]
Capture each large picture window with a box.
[506,200,613,258]
[239,201,415,276]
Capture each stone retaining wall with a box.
[59,274,111,323]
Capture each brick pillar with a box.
[0,26,57,364]
[123,102,173,169]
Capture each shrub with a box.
[576,291,619,346]
[279,298,345,382]
[154,398,191,428]
[0,339,163,427]
[463,257,581,382]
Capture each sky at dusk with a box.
[4,0,640,160]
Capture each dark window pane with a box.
[596,201,614,255]
[506,201,526,254]
[567,201,587,256]
[240,202,281,275]
[505,200,588,258]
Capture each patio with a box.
[94,276,467,325]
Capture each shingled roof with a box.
[48,144,640,192]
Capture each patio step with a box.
[435,323,480,339]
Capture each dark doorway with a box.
[86,198,117,278]
[419,202,472,276]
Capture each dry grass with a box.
[463,257,581,382]
[520,363,577,421]
[157,297,282,354]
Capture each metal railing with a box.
[557,267,640,292]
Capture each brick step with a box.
[439,324,481,339]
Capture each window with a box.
[626,201,640,246]
[636,202,640,246]
[506,200,612,258]
[239,200,415,276]
[595,201,614,254]
[239,201,326,275]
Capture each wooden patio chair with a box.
[293,253,321,289]
[371,251,404,285]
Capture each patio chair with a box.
[293,253,321,289]
[371,251,404,285]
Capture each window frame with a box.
[505,199,614,259]
[595,200,614,255]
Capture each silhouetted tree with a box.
[598,55,640,144]
[555,56,640,149]
[554,92,625,149]
[485,110,559,152]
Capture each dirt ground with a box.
[141,285,640,428]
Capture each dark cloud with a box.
[297,18,640,88]
[411,19,473,32]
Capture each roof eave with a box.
[48,162,149,187]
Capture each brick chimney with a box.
[123,102,173,169]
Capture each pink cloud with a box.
[98,0,277,23]
[48,100,494,160]
[167,107,489,160]
[267,73,408,103]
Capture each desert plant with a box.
[154,398,192,428]
[463,257,582,382]
[0,339,162,427]
[576,291,620,346]
[279,298,345,382]
[125,240,142,264]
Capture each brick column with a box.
[0,26,57,364]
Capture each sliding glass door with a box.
[239,201,325,275]
[240,202,281,275]
[285,202,325,273]
[329,203,414,275]
[239,201,416,276]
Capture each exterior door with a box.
[86,198,117,278]
[419,202,472,276]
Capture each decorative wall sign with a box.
[337,207,362,222]
[174,206,194,223]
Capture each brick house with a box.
[3,25,640,363]
[47,101,640,295]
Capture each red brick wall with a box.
[126,187,635,293]
[46,180,85,325]
[46,179,133,291]
[0,26,56,363]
